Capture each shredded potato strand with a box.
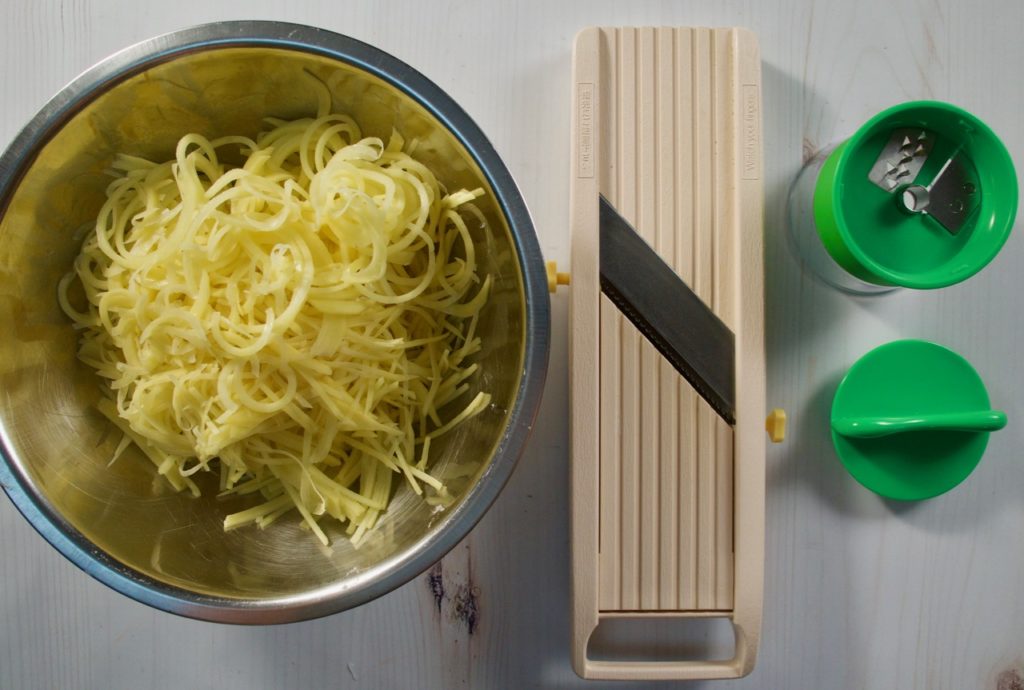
[60,114,492,546]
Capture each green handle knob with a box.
[832,410,1007,438]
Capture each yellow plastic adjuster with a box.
[766,408,787,443]
[546,260,571,293]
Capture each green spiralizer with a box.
[831,340,1007,500]
[789,101,1017,293]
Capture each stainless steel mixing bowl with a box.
[0,21,548,622]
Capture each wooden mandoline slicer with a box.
[567,26,766,680]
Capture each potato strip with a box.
[59,114,492,546]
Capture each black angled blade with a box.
[598,195,736,425]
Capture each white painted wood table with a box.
[2,1,1022,688]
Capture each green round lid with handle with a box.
[830,339,1007,500]
[813,101,1018,289]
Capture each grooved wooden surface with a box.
[591,27,740,614]
[569,27,762,680]
[3,2,1024,689]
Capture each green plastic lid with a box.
[813,101,1018,289]
[830,340,1007,500]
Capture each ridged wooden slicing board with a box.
[569,26,765,680]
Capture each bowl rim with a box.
[0,20,550,623]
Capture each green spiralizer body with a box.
[831,340,1007,500]
[796,101,1017,291]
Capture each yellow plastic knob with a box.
[766,408,786,443]
[546,260,571,293]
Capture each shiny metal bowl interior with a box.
[0,22,548,622]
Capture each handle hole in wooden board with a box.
[586,615,736,662]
